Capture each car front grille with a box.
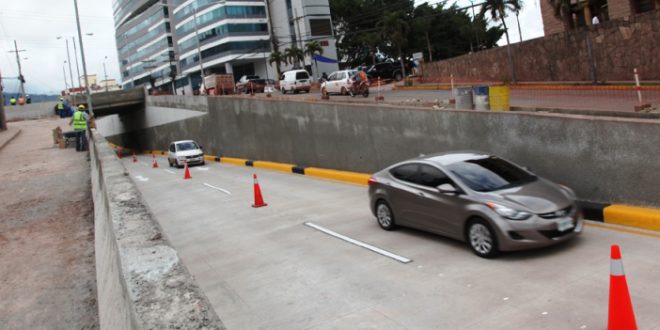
[538,205,573,219]
[185,154,202,159]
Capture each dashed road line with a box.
[164,169,176,175]
[135,175,149,182]
[303,222,412,264]
[203,183,232,195]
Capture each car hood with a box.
[176,149,203,157]
[482,179,571,214]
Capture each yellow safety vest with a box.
[57,101,64,110]
[73,111,87,130]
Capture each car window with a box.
[176,142,199,151]
[169,144,175,152]
[279,74,285,80]
[417,165,451,188]
[338,72,346,80]
[390,164,419,183]
[328,73,337,81]
[446,156,537,192]
[296,71,309,79]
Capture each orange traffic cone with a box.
[183,161,192,180]
[152,154,159,168]
[251,174,267,208]
[132,152,138,163]
[608,244,637,330]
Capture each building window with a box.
[309,19,332,37]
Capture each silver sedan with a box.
[368,152,583,258]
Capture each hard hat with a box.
[78,104,86,110]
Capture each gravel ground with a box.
[0,118,98,329]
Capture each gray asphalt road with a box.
[124,154,660,329]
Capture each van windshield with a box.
[176,142,199,151]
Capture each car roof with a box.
[173,140,197,144]
[408,151,493,167]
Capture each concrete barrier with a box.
[88,128,224,329]
[5,101,56,121]
[97,96,660,207]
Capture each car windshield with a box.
[446,156,536,192]
[176,142,199,151]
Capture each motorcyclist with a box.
[349,69,368,97]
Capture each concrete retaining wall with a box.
[5,101,56,121]
[100,96,660,207]
[89,128,224,329]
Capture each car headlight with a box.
[486,202,532,220]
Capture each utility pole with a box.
[65,39,75,91]
[9,40,26,98]
[73,0,94,116]
[103,57,109,92]
[63,63,69,90]
[72,37,82,86]
[469,0,480,50]
[293,8,304,68]
[0,68,7,131]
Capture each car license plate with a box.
[558,218,574,232]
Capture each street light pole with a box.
[63,62,70,90]
[72,37,82,86]
[103,56,109,92]
[73,0,93,116]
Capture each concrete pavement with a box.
[123,154,660,329]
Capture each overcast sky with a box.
[0,0,543,95]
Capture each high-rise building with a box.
[112,0,339,93]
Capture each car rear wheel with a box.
[376,201,396,231]
[340,87,347,95]
[467,219,499,258]
[394,72,403,81]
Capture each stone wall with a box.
[422,9,660,82]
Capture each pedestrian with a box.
[9,96,16,106]
[69,104,89,151]
[56,98,65,117]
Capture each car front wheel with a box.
[376,201,396,230]
[467,219,499,258]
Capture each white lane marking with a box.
[164,169,176,175]
[139,162,148,167]
[303,222,412,264]
[135,175,149,182]
[203,183,232,195]
[195,167,209,171]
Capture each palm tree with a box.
[284,47,304,69]
[480,0,521,83]
[376,11,409,78]
[304,41,324,78]
[268,50,287,78]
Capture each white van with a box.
[279,69,311,94]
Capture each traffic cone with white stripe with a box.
[152,154,159,168]
[251,174,267,208]
[608,244,637,330]
[183,161,192,180]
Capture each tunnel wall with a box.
[100,96,660,207]
[89,128,224,329]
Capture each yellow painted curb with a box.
[221,157,247,166]
[204,155,216,161]
[253,161,294,173]
[305,167,370,186]
[604,205,660,231]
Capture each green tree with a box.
[304,41,324,77]
[413,3,434,62]
[268,50,287,78]
[376,11,409,77]
[480,0,521,82]
[284,47,304,69]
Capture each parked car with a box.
[367,62,403,81]
[167,140,205,168]
[321,70,357,96]
[279,70,311,94]
[368,152,583,258]
[241,78,278,93]
[236,75,260,93]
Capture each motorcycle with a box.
[349,79,370,98]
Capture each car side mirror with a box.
[437,183,458,195]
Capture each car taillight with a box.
[368,177,377,186]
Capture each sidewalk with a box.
[0,126,21,151]
[0,118,98,329]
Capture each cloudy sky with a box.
[0,0,543,95]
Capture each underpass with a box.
[122,153,660,329]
